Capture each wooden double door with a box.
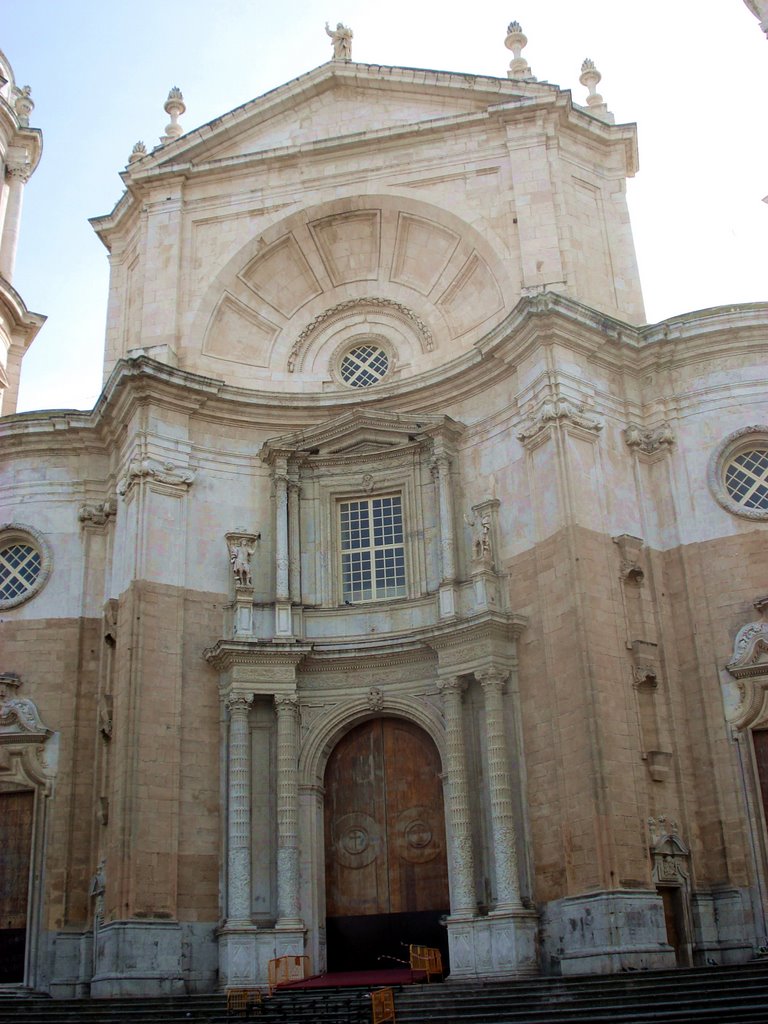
[0,791,34,983]
[324,718,450,972]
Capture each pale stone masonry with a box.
[1,26,767,998]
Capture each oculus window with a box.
[709,426,768,521]
[339,344,389,388]
[0,524,52,609]
[339,495,406,602]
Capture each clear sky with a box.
[4,0,766,413]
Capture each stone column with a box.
[288,479,301,604]
[432,451,456,583]
[274,463,290,603]
[273,458,292,636]
[275,693,302,927]
[437,677,476,916]
[0,163,30,282]
[478,670,522,911]
[225,693,254,925]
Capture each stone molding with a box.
[613,534,645,585]
[287,296,434,373]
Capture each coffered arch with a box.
[190,193,520,391]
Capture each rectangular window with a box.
[339,495,406,603]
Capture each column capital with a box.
[224,692,253,715]
[477,668,508,693]
[6,162,32,184]
[274,692,299,713]
[437,676,467,698]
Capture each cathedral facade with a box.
[1,29,768,997]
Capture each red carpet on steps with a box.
[279,968,429,989]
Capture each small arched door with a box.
[324,718,450,972]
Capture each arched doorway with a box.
[324,717,450,973]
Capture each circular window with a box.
[0,524,52,609]
[709,427,768,521]
[339,343,390,388]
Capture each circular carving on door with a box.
[333,812,380,868]
[396,806,441,863]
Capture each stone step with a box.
[0,961,766,1024]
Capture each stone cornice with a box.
[204,639,312,672]
[91,60,635,243]
[0,276,46,348]
[2,299,766,454]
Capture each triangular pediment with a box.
[131,62,556,174]
[260,408,464,462]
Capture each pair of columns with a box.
[439,670,522,915]
[224,692,301,928]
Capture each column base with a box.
[48,929,92,999]
[540,890,676,975]
[218,925,306,988]
[90,920,185,998]
[446,910,538,979]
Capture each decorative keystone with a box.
[505,21,534,81]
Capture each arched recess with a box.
[298,695,450,974]
[723,598,768,944]
[188,192,519,390]
[0,675,57,989]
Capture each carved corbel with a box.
[517,398,603,446]
[624,422,675,456]
[613,534,645,585]
[631,640,659,688]
[78,500,117,528]
[117,458,196,497]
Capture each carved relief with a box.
[624,422,675,455]
[517,399,602,444]
[613,534,645,585]
[648,817,690,886]
[725,598,768,730]
[287,296,434,372]
[117,457,196,496]
[78,500,117,527]
[226,532,260,589]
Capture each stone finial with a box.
[505,21,534,81]
[14,85,34,127]
[161,86,186,143]
[325,21,353,60]
[579,58,614,123]
[128,140,147,165]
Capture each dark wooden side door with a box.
[324,718,450,972]
[0,790,34,983]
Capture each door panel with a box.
[324,719,450,969]
[0,790,34,983]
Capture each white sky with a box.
[4,0,766,413]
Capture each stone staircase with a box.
[0,961,766,1023]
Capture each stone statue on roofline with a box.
[326,21,353,60]
[743,0,768,37]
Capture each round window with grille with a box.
[709,428,768,521]
[0,525,52,609]
[339,343,390,389]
